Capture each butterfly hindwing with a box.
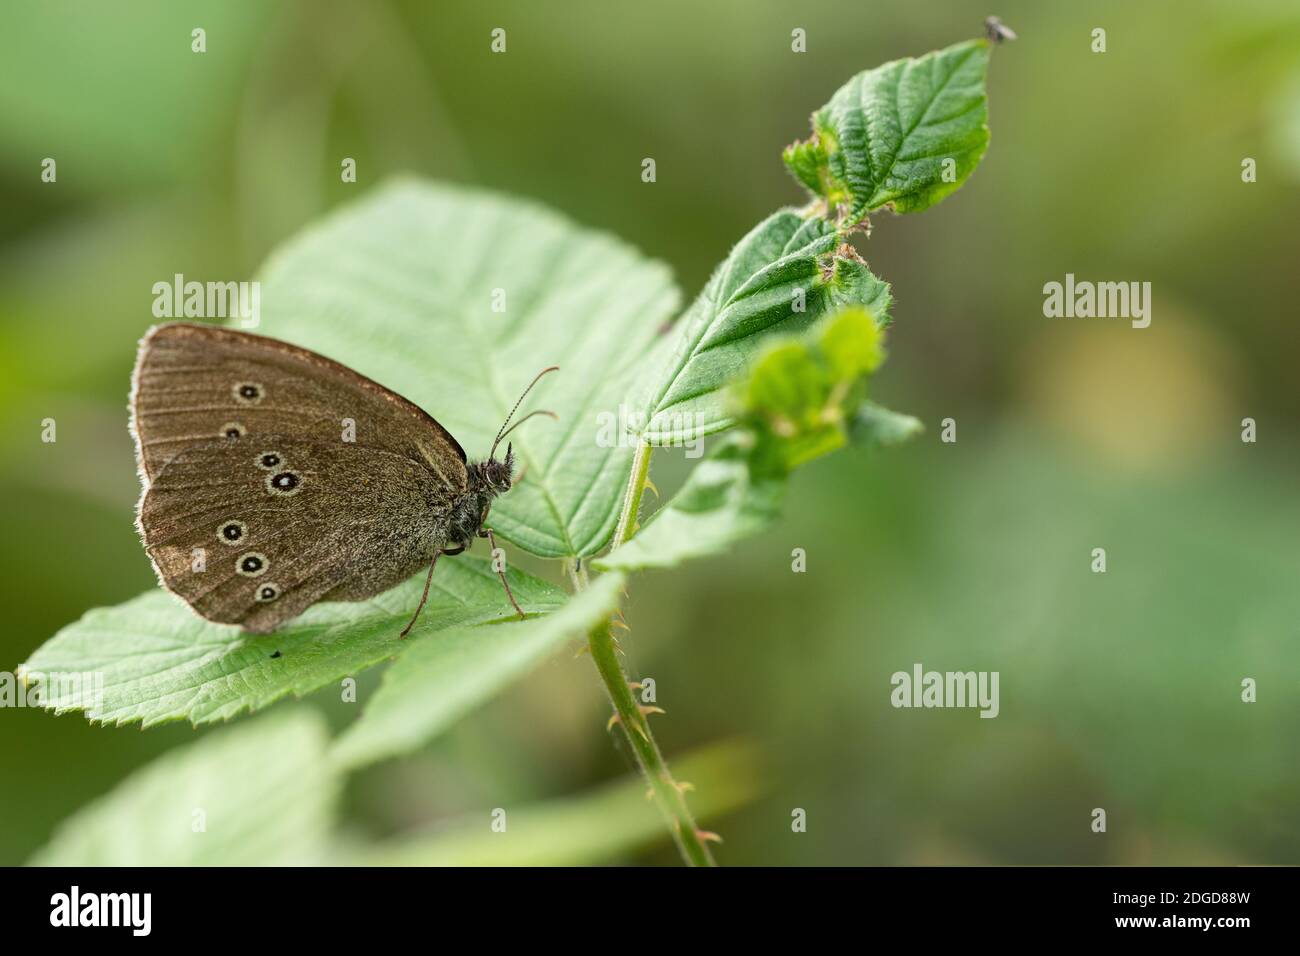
[139,436,457,633]
[130,322,468,487]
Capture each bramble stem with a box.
[586,622,716,866]
[583,439,716,866]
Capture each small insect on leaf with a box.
[984,16,1017,44]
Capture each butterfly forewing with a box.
[131,322,467,485]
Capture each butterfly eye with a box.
[217,520,247,545]
[236,552,269,577]
[255,583,281,603]
[266,471,302,497]
[220,422,245,440]
[255,451,284,470]
[232,382,264,405]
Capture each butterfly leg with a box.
[399,550,443,639]
[482,527,526,620]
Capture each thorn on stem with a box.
[607,712,648,740]
[695,829,724,845]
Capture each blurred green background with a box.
[2,0,1298,865]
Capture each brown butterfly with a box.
[130,322,556,635]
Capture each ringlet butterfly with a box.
[130,322,556,636]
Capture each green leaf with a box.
[784,39,991,220]
[852,401,925,447]
[350,739,762,866]
[18,557,564,728]
[638,210,891,444]
[599,306,913,572]
[596,438,784,572]
[740,305,887,473]
[29,710,338,866]
[820,304,886,378]
[257,179,681,558]
[332,572,626,770]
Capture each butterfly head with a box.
[476,365,560,497]
[477,444,516,495]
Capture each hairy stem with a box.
[586,622,716,866]
[611,441,652,551]
[585,439,717,865]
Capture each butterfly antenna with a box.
[491,366,559,458]
[494,409,558,452]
